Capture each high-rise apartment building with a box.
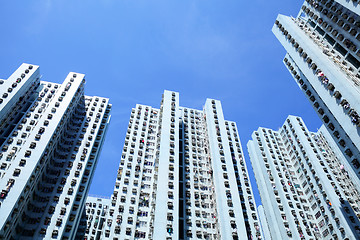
[248,115,360,240]
[0,63,111,239]
[79,90,263,240]
[272,0,360,181]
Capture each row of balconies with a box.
[308,0,360,36]
[0,97,74,213]
[281,39,360,170]
[303,6,360,70]
[0,65,35,107]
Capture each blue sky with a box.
[0,0,321,205]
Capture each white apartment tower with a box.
[272,0,360,183]
[248,116,360,240]
[80,90,262,240]
[0,64,111,239]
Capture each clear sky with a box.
[0,0,321,206]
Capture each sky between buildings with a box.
[0,0,321,206]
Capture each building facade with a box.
[76,196,111,240]
[79,90,262,240]
[248,115,360,240]
[257,205,271,240]
[272,0,360,183]
[0,63,111,239]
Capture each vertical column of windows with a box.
[207,100,242,240]
[314,131,360,227]
[226,121,262,239]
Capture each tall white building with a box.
[248,115,360,240]
[79,90,262,240]
[272,0,360,182]
[0,64,111,239]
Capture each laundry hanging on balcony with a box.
[317,71,324,77]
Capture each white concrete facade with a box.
[248,115,360,240]
[0,64,111,239]
[81,90,263,240]
[272,0,360,188]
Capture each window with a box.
[13,169,21,176]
